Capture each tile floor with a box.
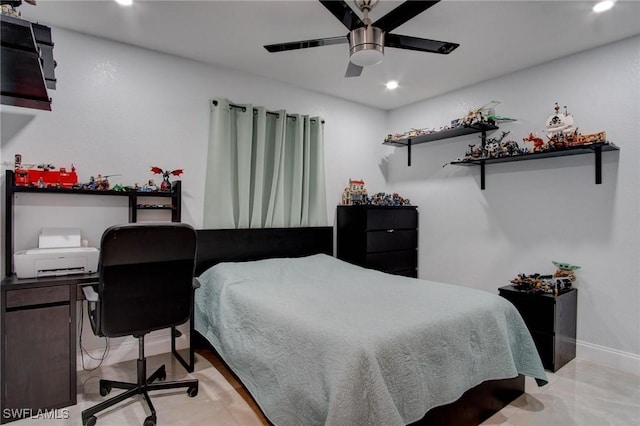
[9,350,640,426]
[481,359,640,426]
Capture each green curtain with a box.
[204,98,327,228]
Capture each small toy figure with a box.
[546,103,575,141]
[142,180,158,192]
[510,273,556,294]
[96,174,107,190]
[151,166,184,191]
[552,261,580,291]
[523,132,547,152]
[461,100,501,126]
[85,176,98,190]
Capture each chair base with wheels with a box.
[81,335,198,426]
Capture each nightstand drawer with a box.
[366,209,417,231]
[367,230,417,252]
[366,249,417,273]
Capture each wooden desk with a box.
[0,274,193,424]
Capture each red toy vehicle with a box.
[14,164,78,188]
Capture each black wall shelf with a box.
[383,123,498,166]
[450,142,619,189]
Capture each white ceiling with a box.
[19,0,640,110]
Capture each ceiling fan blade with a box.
[373,1,440,33]
[385,33,459,54]
[345,62,364,78]
[319,0,364,31]
[264,36,348,53]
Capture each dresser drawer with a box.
[367,229,417,253]
[366,208,417,231]
[366,249,417,273]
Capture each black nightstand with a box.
[499,285,577,372]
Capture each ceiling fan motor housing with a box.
[349,26,384,66]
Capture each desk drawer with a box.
[5,285,69,308]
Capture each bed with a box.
[193,227,547,426]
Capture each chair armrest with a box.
[193,277,201,290]
[82,285,100,302]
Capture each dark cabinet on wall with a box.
[337,205,418,277]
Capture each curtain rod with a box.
[212,100,324,123]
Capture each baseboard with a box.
[577,339,640,376]
[76,331,190,370]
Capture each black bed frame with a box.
[193,226,524,426]
[194,226,334,275]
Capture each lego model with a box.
[151,166,183,191]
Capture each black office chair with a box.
[81,223,199,426]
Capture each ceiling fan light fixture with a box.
[349,26,384,67]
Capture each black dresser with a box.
[337,205,418,277]
[499,285,577,372]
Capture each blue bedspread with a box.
[194,254,547,426]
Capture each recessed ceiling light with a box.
[115,0,133,6]
[386,80,399,90]
[593,0,615,13]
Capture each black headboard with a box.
[195,227,333,276]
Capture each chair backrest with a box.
[97,223,197,338]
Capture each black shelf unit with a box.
[3,170,181,276]
[450,142,619,189]
[383,123,499,166]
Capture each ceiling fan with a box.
[264,0,460,78]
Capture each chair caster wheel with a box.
[188,386,198,397]
[99,384,111,396]
[143,415,156,426]
[84,415,97,426]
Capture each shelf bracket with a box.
[594,145,602,184]
[480,129,488,190]
[407,138,412,167]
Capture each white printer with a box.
[14,228,99,279]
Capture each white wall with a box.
[0,27,388,364]
[385,35,640,374]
